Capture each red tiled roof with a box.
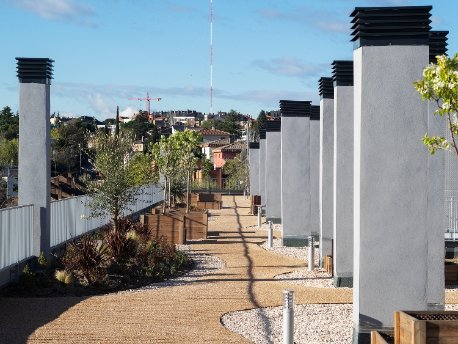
[198,128,231,136]
[202,137,231,148]
[214,142,246,153]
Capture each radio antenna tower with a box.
[209,0,213,120]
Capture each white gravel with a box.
[261,238,320,267]
[222,303,352,344]
[117,244,224,294]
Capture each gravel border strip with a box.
[116,244,225,294]
[221,303,353,344]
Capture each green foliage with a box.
[0,106,19,140]
[20,263,36,289]
[87,131,155,231]
[224,154,249,191]
[201,109,244,135]
[62,235,109,286]
[414,54,458,155]
[121,112,158,144]
[0,137,18,167]
[129,152,158,186]
[54,270,73,285]
[252,110,267,141]
[38,251,47,267]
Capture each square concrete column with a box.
[426,30,448,306]
[332,61,354,288]
[16,57,53,258]
[259,128,266,206]
[310,106,320,237]
[265,120,281,223]
[280,100,311,246]
[350,6,444,341]
[249,142,260,196]
[319,77,334,263]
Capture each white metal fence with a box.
[1,183,163,271]
[445,197,458,241]
[0,204,34,270]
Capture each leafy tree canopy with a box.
[0,106,19,140]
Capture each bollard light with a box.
[308,235,314,271]
[257,205,263,228]
[283,289,294,344]
[268,220,273,248]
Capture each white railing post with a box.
[308,235,314,271]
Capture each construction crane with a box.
[128,92,162,123]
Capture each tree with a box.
[0,106,19,140]
[174,130,202,213]
[86,130,154,232]
[0,137,18,167]
[252,110,267,141]
[414,54,458,155]
[152,135,180,213]
[224,154,249,192]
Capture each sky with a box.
[0,0,457,120]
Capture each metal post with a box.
[283,289,294,344]
[257,205,263,228]
[268,220,273,248]
[308,235,314,271]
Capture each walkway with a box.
[0,196,352,343]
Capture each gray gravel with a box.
[222,303,352,344]
[117,244,224,294]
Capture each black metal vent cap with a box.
[310,105,320,120]
[319,77,334,99]
[260,128,266,139]
[429,31,448,63]
[249,142,260,149]
[280,100,311,117]
[350,6,432,49]
[265,120,281,132]
[16,57,54,84]
[332,60,354,86]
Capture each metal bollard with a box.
[257,205,263,228]
[308,235,314,271]
[268,221,273,248]
[283,289,294,344]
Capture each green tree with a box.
[415,54,458,155]
[0,106,19,140]
[87,131,153,232]
[174,130,202,213]
[252,110,267,141]
[0,137,18,166]
[152,135,181,213]
[223,154,249,192]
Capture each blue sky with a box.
[0,0,456,120]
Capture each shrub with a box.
[20,263,36,289]
[62,235,109,286]
[55,270,73,285]
[38,251,47,267]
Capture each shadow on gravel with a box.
[232,196,274,343]
[0,296,86,344]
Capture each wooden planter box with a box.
[371,331,394,344]
[445,263,458,285]
[323,255,333,275]
[177,210,208,240]
[190,193,222,210]
[140,213,185,245]
[394,310,458,343]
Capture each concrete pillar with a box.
[350,6,444,342]
[310,106,320,237]
[280,100,311,246]
[248,142,260,196]
[16,57,53,258]
[259,129,266,206]
[332,61,354,288]
[265,120,281,223]
[426,30,448,308]
[319,77,334,264]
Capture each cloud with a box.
[251,58,327,78]
[120,107,136,117]
[12,0,96,26]
[257,8,349,34]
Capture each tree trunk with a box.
[168,177,171,208]
[162,177,167,214]
[186,169,190,214]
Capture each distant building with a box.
[213,141,246,169]
[197,128,231,143]
[201,137,231,162]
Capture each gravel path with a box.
[222,303,352,344]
